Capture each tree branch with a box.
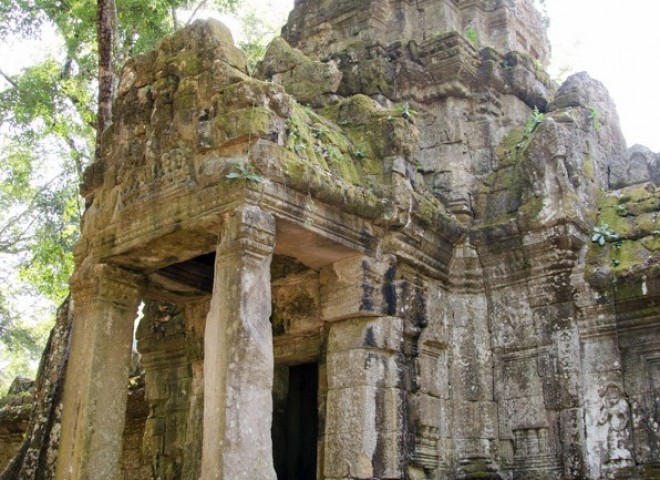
[0,175,64,247]
[186,0,209,25]
[171,2,179,29]
[0,68,19,88]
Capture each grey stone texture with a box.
[1,1,658,479]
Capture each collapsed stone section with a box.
[1,1,659,479]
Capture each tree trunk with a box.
[96,0,115,160]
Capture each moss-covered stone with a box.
[475,125,539,226]
[258,37,341,105]
[586,182,658,291]
[216,107,284,147]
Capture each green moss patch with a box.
[586,182,658,295]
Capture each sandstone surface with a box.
[1,1,658,479]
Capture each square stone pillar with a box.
[324,316,405,479]
[56,264,144,480]
[201,205,277,480]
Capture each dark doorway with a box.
[272,362,319,480]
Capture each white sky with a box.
[545,0,660,151]
[2,0,659,151]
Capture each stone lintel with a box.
[97,180,383,273]
[201,205,277,480]
[56,264,144,480]
[273,334,322,366]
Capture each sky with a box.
[544,0,660,151]
[2,0,659,151]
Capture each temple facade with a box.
[1,0,658,479]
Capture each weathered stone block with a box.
[321,256,398,321]
[453,400,498,440]
[271,270,322,336]
[22,2,655,479]
[324,386,404,479]
[417,350,450,399]
[327,349,401,390]
[327,316,403,353]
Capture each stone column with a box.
[324,316,405,479]
[200,205,277,480]
[183,298,210,480]
[320,255,405,479]
[56,264,144,480]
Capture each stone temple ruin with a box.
[1,0,658,479]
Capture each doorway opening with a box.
[272,362,319,480]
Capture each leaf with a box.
[225,172,242,179]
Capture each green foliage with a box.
[352,145,367,160]
[524,106,544,137]
[505,106,544,159]
[465,27,478,47]
[238,9,271,73]
[0,289,51,394]
[311,125,331,139]
[226,162,264,183]
[590,106,602,133]
[591,224,620,246]
[396,102,418,122]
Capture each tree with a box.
[96,0,115,159]
[0,0,242,395]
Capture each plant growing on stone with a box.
[590,106,602,133]
[225,162,264,184]
[326,144,343,164]
[311,125,330,139]
[396,102,418,122]
[512,106,544,153]
[465,27,479,46]
[352,145,367,160]
[591,224,620,246]
[524,106,544,137]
